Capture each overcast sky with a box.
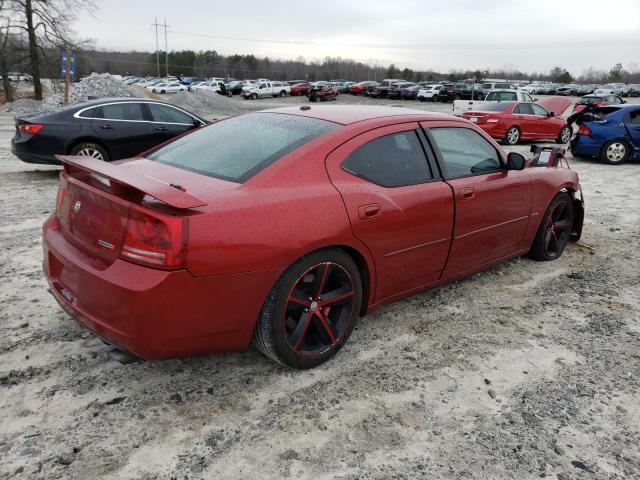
[75,0,640,75]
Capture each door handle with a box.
[155,126,168,131]
[99,124,113,130]
[460,187,475,200]
[358,204,381,219]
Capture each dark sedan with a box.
[11,98,207,164]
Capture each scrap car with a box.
[43,105,584,369]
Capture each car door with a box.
[145,102,202,145]
[624,108,640,143]
[325,123,454,301]
[424,122,532,278]
[512,103,533,138]
[89,102,154,159]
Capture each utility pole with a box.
[63,48,71,105]
[152,17,160,77]
[163,18,169,77]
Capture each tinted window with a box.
[515,103,534,115]
[430,127,501,178]
[148,104,194,124]
[147,113,339,183]
[99,103,145,121]
[342,131,432,188]
[472,102,512,112]
[627,110,640,125]
[531,104,548,116]
[77,107,101,118]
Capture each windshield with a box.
[147,113,340,183]
[579,96,603,104]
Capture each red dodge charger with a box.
[43,106,584,369]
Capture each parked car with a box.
[387,82,416,99]
[568,104,640,164]
[349,81,379,95]
[628,85,640,97]
[369,79,405,98]
[242,81,290,99]
[187,81,204,91]
[11,99,207,164]
[461,97,573,145]
[452,82,484,101]
[193,80,224,93]
[290,82,312,96]
[479,82,516,98]
[436,83,456,102]
[43,105,584,369]
[452,89,535,115]
[556,84,578,96]
[573,94,625,113]
[226,81,245,95]
[521,84,545,95]
[417,85,444,102]
[309,84,339,102]
[148,82,186,94]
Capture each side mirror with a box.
[507,152,526,170]
[548,111,555,117]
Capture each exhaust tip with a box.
[109,348,140,364]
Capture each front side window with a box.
[147,113,339,183]
[99,103,145,121]
[341,131,432,188]
[430,127,501,179]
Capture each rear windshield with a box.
[579,96,603,104]
[472,102,512,112]
[147,113,339,183]
[485,91,518,101]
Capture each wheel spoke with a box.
[314,310,337,345]
[321,286,353,306]
[290,311,313,352]
[311,263,331,298]
[550,230,560,254]
[544,230,553,250]
[553,219,572,232]
[287,288,310,306]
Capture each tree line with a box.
[1,0,639,103]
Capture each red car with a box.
[573,94,625,113]
[462,97,573,145]
[43,106,584,369]
[290,82,312,96]
[349,81,379,95]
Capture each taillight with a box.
[18,123,44,135]
[120,210,187,270]
[578,124,592,136]
[486,117,499,123]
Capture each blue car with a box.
[569,104,640,164]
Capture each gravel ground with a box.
[0,94,639,480]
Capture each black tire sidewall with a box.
[264,249,363,369]
[529,192,574,261]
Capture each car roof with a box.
[260,105,448,125]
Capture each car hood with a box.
[537,96,573,117]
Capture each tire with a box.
[600,140,630,165]
[432,94,439,102]
[251,93,258,100]
[252,248,363,369]
[70,141,109,161]
[279,90,286,97]
[528,192,574,261]
[151,89,157,93]
[160,90,166,94]
[504,126,520,145]
[556,126,571,144]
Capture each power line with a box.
[168,30,638,52]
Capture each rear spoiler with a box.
[56,155,208,209]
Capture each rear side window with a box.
[341,131,432,187]
[514,103,534,115]
[626,110,640,125]
[430,127,501,178]
[147,113,339,183]
[99,103,145,121]
[77,107,101,118]
[147,104,194,124]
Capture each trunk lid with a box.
[54,155,218,266]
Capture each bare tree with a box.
[8,0,95,99]
[0,0,15,101]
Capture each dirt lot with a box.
[0,93,639,480]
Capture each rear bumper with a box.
[42,215,281,360]
[11,137,59,164]
[570,135,601,157]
